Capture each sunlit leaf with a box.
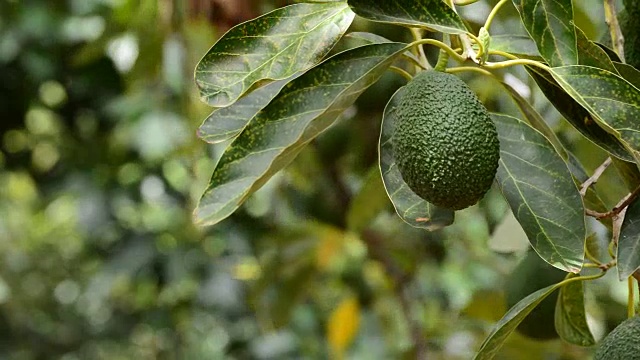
[527,66,633,161]
[194,43,408,226]
[493,114,585,272]
[347,0,467,34]
[618,196,640,280]
[198,76,296,144]
[555,275,595,346]
[490,35,540,58]
[550,65,640,161]
[378,87,455,230]
[474,283,559,360]
[344,31,422,65]
[328,296,361,357]
[195,2,354,107]
[512,0,577,66]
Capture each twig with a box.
[580,157,612,197]
[604,0,625,61]
[585,185,640,220]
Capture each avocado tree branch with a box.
[604,0,625,61]
[580,157,612,197]
[586,184,640,220]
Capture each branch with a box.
[604,0,625,61]
[580,157,612,197]
[586,184,640,220]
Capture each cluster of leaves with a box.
[194,0,640,358]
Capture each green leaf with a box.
[346,166,391,233]
[344,32,422,64]
[555,276,595,346]
[194,42,408,226]
[576,27,618,74]
[347,0,467,34]
[500,81,566,159]
[493,114,585,272]
[550,65,640,161]
[194,2,354,107]
[527,66,633,161]
[198,76,295,144]
[490,35,540,58]
[512,0,577,66]
[596,42,622,62]
[378,87,454,230]
[474,283,559,360]
[614,61,640,89]
[618,196,640,279]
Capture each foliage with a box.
[1,0,640,359]
[192,0,640,358]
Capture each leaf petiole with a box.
[409,38,466,63]
[446,66,492,77]
[483,0,509,33]
[389,66,413,81]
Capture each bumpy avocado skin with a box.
[594,316,640,360]
[505,251,566,340]
[392,70,500,210]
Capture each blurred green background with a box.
[0,0,635,359]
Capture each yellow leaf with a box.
[315,224,344,270]
[327,296,361,359]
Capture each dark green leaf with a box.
[474,283,559,360]
[344,32,422,64]
[378,87,454,230]
[493,114,585,272]
[550,65,640,160]
[527,66,633,161]
[347,0,467,34]
[618,196,640,279]
[511,0,577,66]
[198,76,295,144]
[596,42,622,62]
[490,35,540,58]
[194,2,354,107]
[614,61,640,89]
[194,43,408,226]
[346,166,391,233]
[576,27,618,74]
[500,81,566,159]
[555,276,595,346]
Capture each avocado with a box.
[594,316,640,360]
[505,251,567,340]
[391,70,500,210]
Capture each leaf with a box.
[500,81,567,159]
[555,275,595,346]
[550,65,640,160]
[328,296,361,357]
[595,42,622,62]
[194,43,408,226]
[347,0,467,34]
[474,283,560,360]
[344,32,422,65]
[493,114,585,272]
[527,66,633,161]
[511,0,577,66]
[614,61,640,89]
[378,87,455,230]
[576,27,618,74]
[618,196,640,279]
[194,2,354,107]
[198,76,295,144]
[347,166,390,233]
[490,35,540,58]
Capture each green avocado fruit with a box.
[505,251,567,340]
[594,316,640,360]
[392,70,500,210]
